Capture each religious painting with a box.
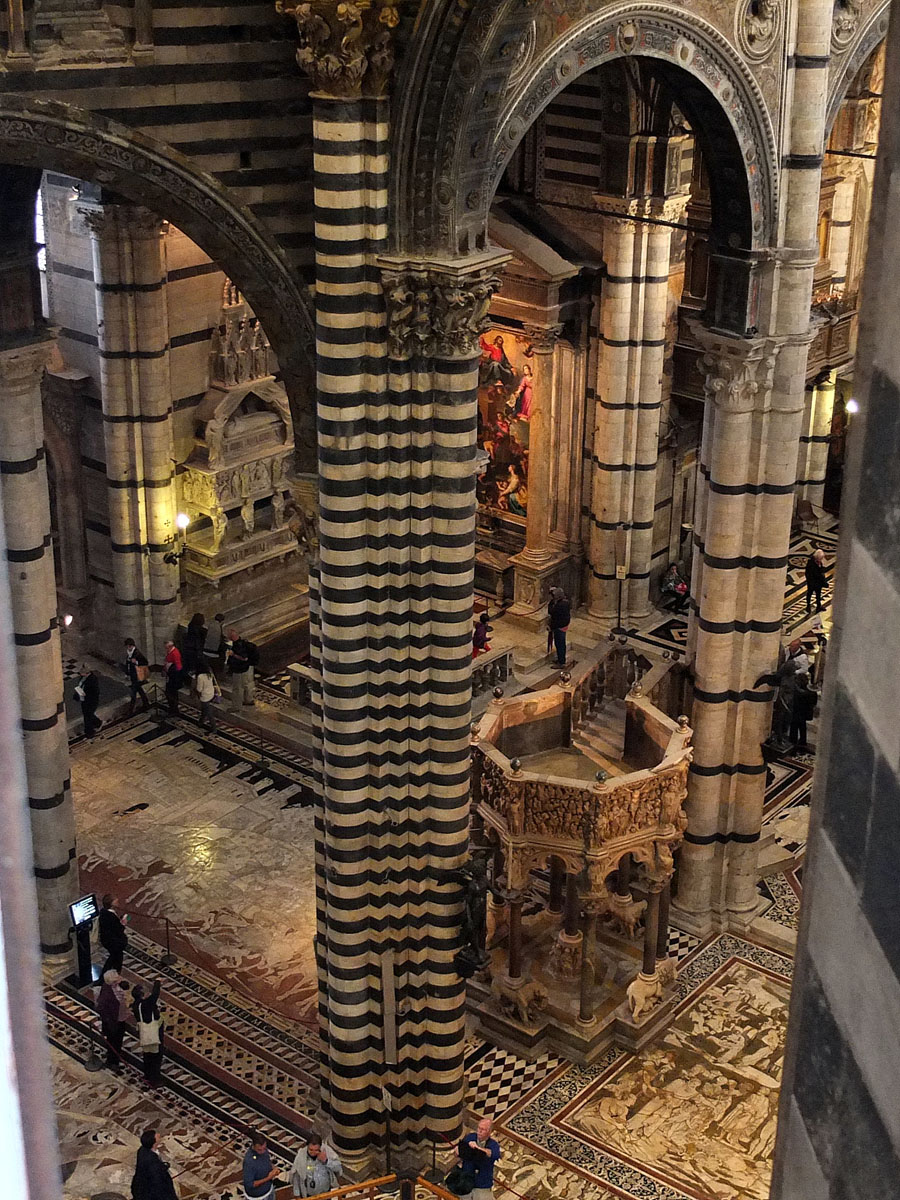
[476,328,536,521]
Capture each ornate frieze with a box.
[380,256,507,360]
[276,0,401,98]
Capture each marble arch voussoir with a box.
[492,4,778,250]
[0,99,314,375]
[399,0,779,257]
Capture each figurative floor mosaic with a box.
[500,936,793,1200]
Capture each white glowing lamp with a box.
[175,512,190,531]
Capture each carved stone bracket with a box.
[378,251,509,360]
[522,323,563,355]
[276,0,402,98]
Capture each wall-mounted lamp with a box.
[163,512,191,565]
[61,613,74,627]
[846,398,859,415]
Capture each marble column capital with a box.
[0,337,54,396]
[523,322,563,354]
[277,0,404,99]
[690,321,783,415]
[42,370,89,438]
[79,202,166,241]
[378,249,510,360]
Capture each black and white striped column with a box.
[312,80,503,1163]
[0,337,77,953]
[81,203,179,662]
[588,196,684,618]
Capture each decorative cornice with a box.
[379,252,509,360]
[523,323,563,354]
[276,0,401,99]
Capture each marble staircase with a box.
[572,697,627,773]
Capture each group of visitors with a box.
[130,1128,345,1200]
[74,615,260,735]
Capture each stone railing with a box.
[472,645,513,695]
[569,641,645,731]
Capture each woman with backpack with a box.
[131,980,165,1086]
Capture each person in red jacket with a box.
[164,641,183,715]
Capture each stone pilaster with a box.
[0,337,77,954]
[508,323,573,620]
[588,195,686,619]
[81,203,178,662]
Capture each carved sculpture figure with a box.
[656,956,677,990]
[491,977,548,1025]
[626,971,663,1021]
[605,897,646,940]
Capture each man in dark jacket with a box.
[805,548,828,613]
[131,1129,178,1200]
[76,665,102,736]
[227,627,256,713]
[547,587,571,667]
[124,638,151,715]
[790,672,818,753]
[98,893,129,975]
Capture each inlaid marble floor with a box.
[71,712,319,1025]
[59,709,800,1200]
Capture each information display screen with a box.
[69,893,98,928]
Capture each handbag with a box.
[137,1013,161,1052]
[444,1164,476,1196]
[136,664,150,683]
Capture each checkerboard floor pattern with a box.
[465,1044,564,1119]
[62,657,80,680]
[667,927,703,962]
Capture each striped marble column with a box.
[310,54,505,1159]
[81,203,179,662]
[0,337,77,954]
[796,370,836,506]
[829,175,855,292]
[588,196,684,618]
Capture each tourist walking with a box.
[96,970,129,1070]
[805,548,828,614]
[124,638,151,714]
[204,612,226,676]
[98,893,130,976]
[242,1132,280,1200]
[131,1129,179,1200]
[164,641,183,715]
[227,628,256,713]
[182,612,207,674]
[75,664,102,736]
[193,662,218,729]
[131,980,165,1087]
[454,1118,501,1200]
[290,1133,342,1197]
[547,587,571,667]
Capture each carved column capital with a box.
[691,323,782,415]
[276,0,403,99]
[523,323,563,354]
[42,370,89,438]
[79,202,166,241]
[0,338,54,396]
[379,250,510,360]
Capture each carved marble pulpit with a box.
[178,292,297,585]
